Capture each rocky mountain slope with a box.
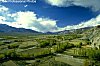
[83,25,100,49]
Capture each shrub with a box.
[76,42,82,48]
[87,49,100,60]
[0,54,5,60]
[39,41,50,48]
[8,44,19,49]
[54,43,74,53]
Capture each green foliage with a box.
[39,41,50,48]
[83,59,89,66]
[49,39,57,46]
[0,54,5,60]
[20,45,35,49]
[0,42,4,46]
[77,48,87,56]
[64,34,82,40]
[8,44,19,49]
[14,39,24,42]
[34,48,52,58]
[5,50,15,57]
[4,36,15,39]
[20,53,31,59]
[74,48,100,61]
[79,42,82,45]
[87,49,100,60]
[76,42,82,48]
[54,42,74,53]
[86,41,91,45]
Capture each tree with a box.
[0,54,5,60]
[39,41,50,48]
[76,42,82,48]
[88,49,100,60]
[8,44,19,49]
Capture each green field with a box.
[0,34,99,66]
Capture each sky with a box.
[0,0,100,32]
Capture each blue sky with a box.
[0,0,100,32]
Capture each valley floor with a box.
[0,34,100,66]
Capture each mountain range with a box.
[0,24,100,49]
[0,24,41,36]
[0,24,92,35]
[0,24,40,33]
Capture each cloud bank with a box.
[0,5,100,33]
[45,0,100,11]
[0,5,58,32]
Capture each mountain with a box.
[54,27,92,34]
[0,24,41,35]
[82,25,100,49]
[44,27,92,35]
[47,25,100,49]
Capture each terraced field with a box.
[0,33,99,66]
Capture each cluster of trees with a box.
[18,49,52,59]
[54,42,74,53]
[0,50,17,60]
[64,34,82,40]
[0,48,53,60]
[0,54,5,60]
[86,41,91,45]
[74,48,100,61]
[38,39,57,48]
[38,39,75,53]
[45,34,82,41]
[14,39,24,42]
[0,42,75,61]
[39,41,50,48]
[0,42,5,46]
[88,49,100,60]
[20,45,35,49]
[75,42,83,48]
[8,44,19,49]
[33,49,52,58]
[4,36,15,39]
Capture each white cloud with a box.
[0,0,36,3]
[0,5,100,33]
[0,16,6,21]
[62,15,100,30]
[0,0,7,2]
[45,0,67,6]
[0,5,58,32]
[52,15,100,32]
[0,5,8,11]
[24,5,28,7]
[45,0,100,11]
[9,12,58,32]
